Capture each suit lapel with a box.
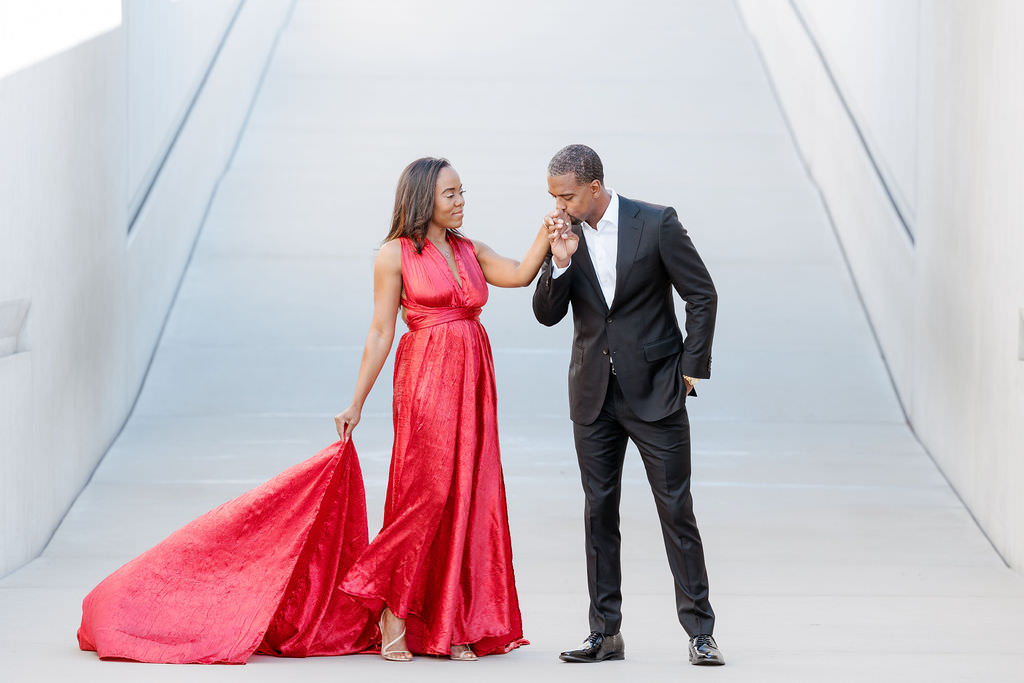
[571,223,608,313]
[610,196,643,312]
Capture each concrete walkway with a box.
[2,1,1023,681]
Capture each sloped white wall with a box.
[739,0,1024,570]
[0,0,293,576]
[126,0,240,214]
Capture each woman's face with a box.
[431,166,465,230]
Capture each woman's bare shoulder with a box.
[461,235,490,256]
[376,238,403,270]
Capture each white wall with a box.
[0,0,293,576]
[796,0,920,226]
[126,0,240,214]
[739,0,1024,569]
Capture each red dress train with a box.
[77,234,527,663]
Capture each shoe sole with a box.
[559,653,625,663]
[689,656,725,666]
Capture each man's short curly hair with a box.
[547,144,604,185]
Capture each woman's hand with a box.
[335,405,361,444]
[546,210,578,267]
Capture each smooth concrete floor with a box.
[3,1,1024,681]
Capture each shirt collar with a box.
[583,189,618,232]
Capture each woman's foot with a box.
[379,607,412,662]
[450,644,478,661]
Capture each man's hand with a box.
[544,210,578,267]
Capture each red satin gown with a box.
[77,233,527,663]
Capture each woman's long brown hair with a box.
[384,157,462,253]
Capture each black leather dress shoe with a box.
[559,631,625,663]
[689,634,725,665]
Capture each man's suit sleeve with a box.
[533,253,572,327]
[659,207,717,379]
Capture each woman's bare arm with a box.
[473,223,552,288]
[334,240,403,442]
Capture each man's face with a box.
[547,173,600,225]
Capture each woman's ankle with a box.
[382,606,405,629]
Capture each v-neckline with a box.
[429,234,464,291]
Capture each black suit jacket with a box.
[533,195,717,425]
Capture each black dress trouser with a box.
[572,369,715,637]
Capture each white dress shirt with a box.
[552,190,619,308]
[550,191,701,388]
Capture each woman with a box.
[77,157,555,664]
[333,157,552,661]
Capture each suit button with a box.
[606,317,613,324]
[602,348,609,355]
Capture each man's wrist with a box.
[683,375,700,386]
[551,258,571,278]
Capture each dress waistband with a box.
[403,303,481,331]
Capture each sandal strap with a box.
[379,613,411,656]
[382,628,407,654]
[450,644,477,659]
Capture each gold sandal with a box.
[450,644,478,661]
[379,609,412,662]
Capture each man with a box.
[534,144,723,666]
